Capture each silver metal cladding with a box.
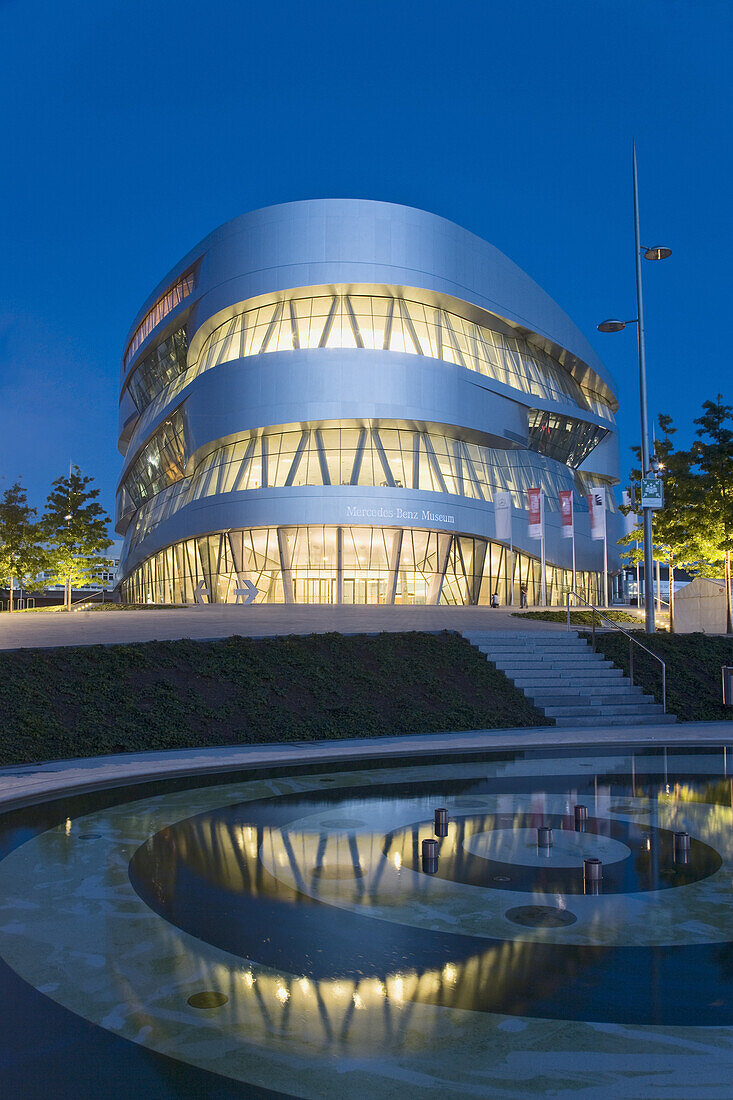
[116,200,622,607]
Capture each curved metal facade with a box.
[117,200,622,606]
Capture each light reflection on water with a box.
[128,760,733,1028]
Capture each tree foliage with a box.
[619,398,733,632]
[688,396,733,631]
[40,466,111,609]
[0,481,48,608]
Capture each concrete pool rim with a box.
[1,720,732,814]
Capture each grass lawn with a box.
[0,631,551,766]
[583,631,733,722]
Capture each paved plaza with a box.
[0,604,592,650]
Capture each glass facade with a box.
[119,420,617,552]
[528,409,608,466]
[121,525,601,608]
[124,269,195,371]
[127,328,189,412]
[119,409,186,516]
[123,287,616,423]
[196,291,602,409]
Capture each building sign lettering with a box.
[345,504,455,524]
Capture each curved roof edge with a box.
[123,199,617,400]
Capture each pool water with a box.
[2,745,733,1097]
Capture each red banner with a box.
[528,487,543,539]
[559,490,573,538]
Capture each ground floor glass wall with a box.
[121,526,601,607]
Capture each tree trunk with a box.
[669,559,675,633]
[66,572,72,612]
[8,574,13,613]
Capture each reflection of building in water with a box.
[144,908,594,1052]
[131,808,604,1034]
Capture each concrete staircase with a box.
[463,630,676,727]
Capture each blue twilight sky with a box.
[0,0,730,523]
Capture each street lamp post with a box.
[597,143,671,635]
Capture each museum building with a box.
[116,200,622,606]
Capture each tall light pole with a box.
[597,143,671,634]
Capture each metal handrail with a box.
[565,590,666,713]
[70,590,105,610]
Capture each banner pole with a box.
[572,522,576,603]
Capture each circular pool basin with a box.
[2,744,733,1097]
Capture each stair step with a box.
[466,637,583,646]
[557,713,677,727]
[511,669,628,680]
[462,628,676,729]
[477,646,589,655]
[531,692,649,707]
[465,631,580,638]
[479,645,590,654]
[492,659,612,671]
[528,685,644,699]
[542,702,665,718]
[481,647,607,658]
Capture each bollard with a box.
[537,826,553,847]
[574,805,588,832]
[674,831,690,865]
[434,808,448,837]
[422,837,439,874]
[584,857,602,881]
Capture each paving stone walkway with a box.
[0,604,625,650]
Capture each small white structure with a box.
[674,576,728,634]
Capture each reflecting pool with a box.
[3,745,733,1096]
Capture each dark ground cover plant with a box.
[514,610,641,625]
[0,630,551,766]
[582,631,733,722]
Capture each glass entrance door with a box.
[295,578,335,603]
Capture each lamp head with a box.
[597,319,627,333]
[643,246,672,261]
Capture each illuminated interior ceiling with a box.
[124,287,616,420]
[118,418,616,529]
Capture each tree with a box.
[0,481,48,611]
[40,466,112,611]
[688,396,733,633]
[619,414,701,630]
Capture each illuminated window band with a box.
[120,525,602,608]
[118,420,617,535]
[123,288,616,422]
[123,270,195,372]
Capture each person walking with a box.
[519,584,528,609]
[490,591,500,608]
